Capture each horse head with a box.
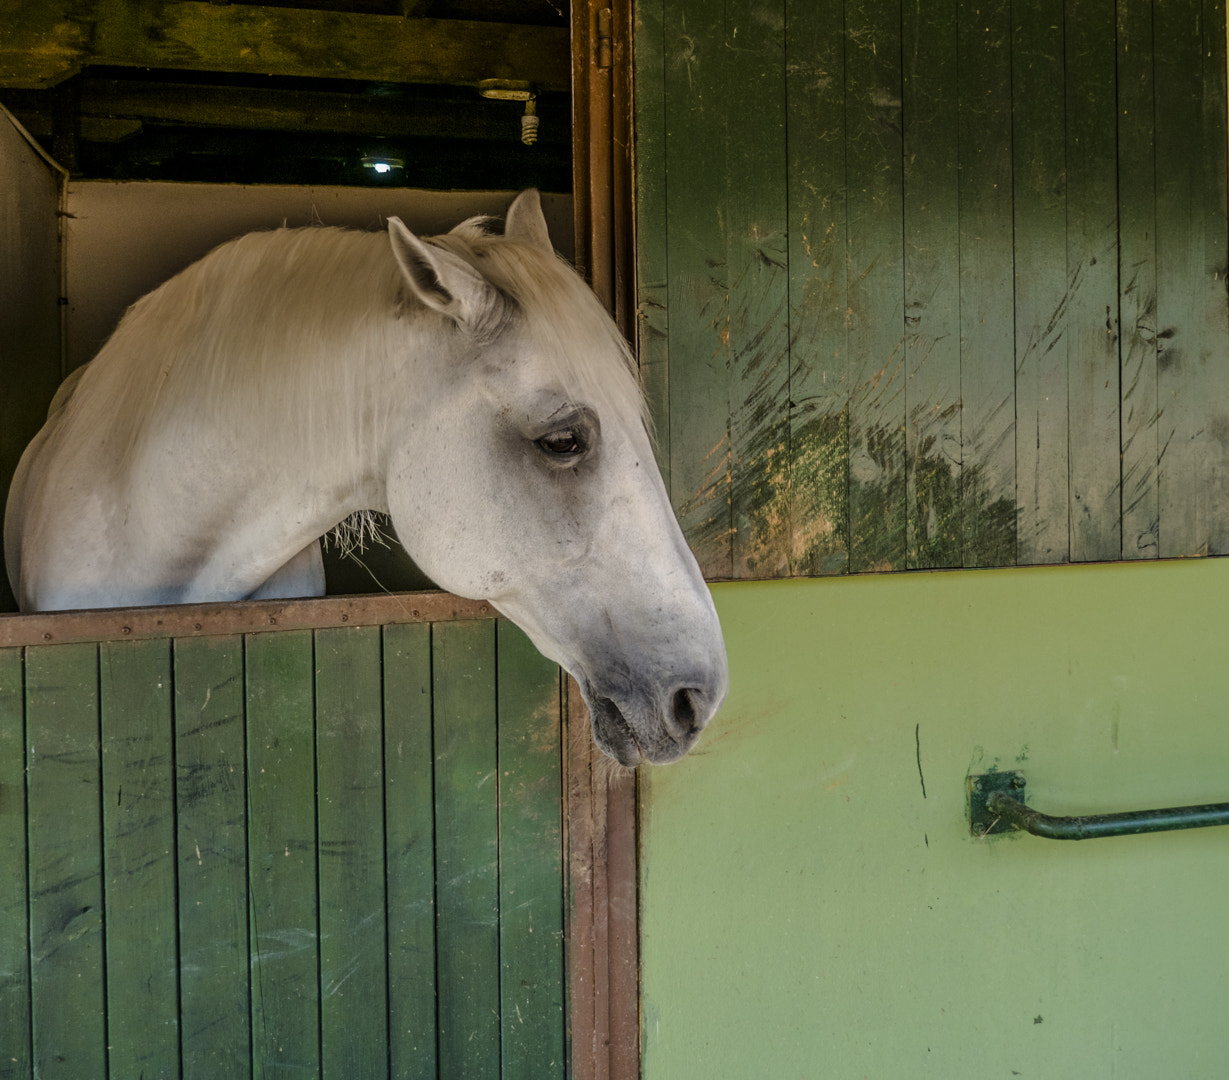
[382,191,728,765]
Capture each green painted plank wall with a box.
[635,0,1229,577]
[175,634,250,1078]
[100,639,179,1078]
[495,622,565,1080]
[0,618,565,1080]
[24,643,105,1080]
[0,647,30,1079]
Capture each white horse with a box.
[4,190,727,765]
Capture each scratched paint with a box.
[1,618,568,1078]
[637,0,1229,581]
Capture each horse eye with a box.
[537,429,585,456]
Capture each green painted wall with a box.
[635,0,1229,578]
[641,558,1229,1078]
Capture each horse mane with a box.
[70,226,406,478]
[63,218,648,487]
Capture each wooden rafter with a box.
[0,1,570,92]
[6,77,569,145]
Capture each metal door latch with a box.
[969,771,1229,840]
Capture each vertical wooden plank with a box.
[845,0,907,572]
[314,625,388,1080]
[383,622,438,1080]
[564,682,639,1080]
[1117,0,1161,559]
[0,648,31,1080]
[902,0,962,567]
[1154,0,1229,556]
[1011,0,1070,565]
[1154,0,1202,557]
[175,635,251,1079]
[601,738,639,1080]
[1065,0,1122,561]
[565,693,599,1080]
[496,622,565,1080]
[725,0,792,578]
[101,637,180,1079]
[663,0,733,578]
[957,0,1017,566]
[246,630,319,1080]
[786,0,851,575]
[577,0,616,313]
[25,643,106,1080]
[1199,0,1229,550]
[634,0,672,487]
[1200,0,1229,551]
[433,620,500,1080]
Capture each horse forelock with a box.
[430,224,650,435]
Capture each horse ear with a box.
[504,189,554,254]
[387,216,495,326]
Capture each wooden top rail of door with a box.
[0,590,494,648]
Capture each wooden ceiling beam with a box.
[67,78,566,143]
[0,1,569,92]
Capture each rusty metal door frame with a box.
[572,0,636,343]
[569,3,640,1078]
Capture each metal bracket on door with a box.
[968,772,1229,840]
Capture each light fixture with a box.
[361,156,404,176]
[478,80,540,146]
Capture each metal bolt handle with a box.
[969,772,1229,840]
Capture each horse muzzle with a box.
[582,670,728,767]
[487,584,729,766]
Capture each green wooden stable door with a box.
[0,617,566,1080]
[635,0,1229,577]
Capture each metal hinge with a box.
[596,8,613,69]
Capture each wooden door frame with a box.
[569,3,641,1078]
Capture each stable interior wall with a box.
[62,183,574,372]
[640,559,1229,1079]
[1,109,62,612]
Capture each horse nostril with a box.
[671,687,701,737]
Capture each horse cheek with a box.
[384,439,501,600]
